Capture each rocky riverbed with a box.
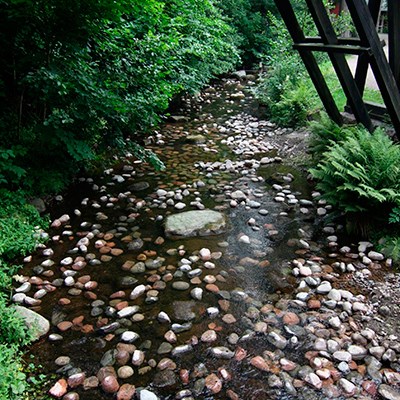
[12,74,400,400]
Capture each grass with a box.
[320,61,384,112]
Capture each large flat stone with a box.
[13,305,50,341]
[164,210,226,238]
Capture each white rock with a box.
[239,235,250,244]
[316,281,332,294]
[130,284,146,300]
[190,288,203,301]
[121,331,140,343]
[305,372,322,389]
[157,311,171,323]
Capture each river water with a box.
[19,76,342,400]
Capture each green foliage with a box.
[308,112,352,158]
[0,190,47,260]
[389,207,400,225]
[310,127,400,232]
[216,0,270,67]
[0,345,27,399]
[253,8,318,127]
[253,2,358,128]
[268,80,316,128]
[0,293,32,346]
[0,0,240,194]
[379,236,400,264]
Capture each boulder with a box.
[164,210,226,238]
[13,305,50,341]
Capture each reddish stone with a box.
[259,260,270,268]
[137,254,147,261]
[81,324,94,334]
[157,358,177,371]
[293,379,306,388]
[218,300,230,312]
[205,373,222,394]
[58,298,71,306]
[57,321,73,332]
[84,281,98,290]
[111,248,123,256]
[102,376,119,394]
[115,301,129,311]
[121,261,134,271]
[99,246,111,254]
[147,274,161,283]
[190,277,202,285]
[49,379,68,398]
[250,356,270,372]
[77,275,90,284]
[235,347,247,361]
[280,359,297,371]
[116,350,130,366]
[205,284,219,293]
[68,373,86,388]
[97,366,117,382]
[116,343,136,354]
[282,312,300,325]
[180,369,190,384]
[72,315,84,325]
[116,384,135,400]
[72,262,86,271]
[362,380,377,396]
[110,291,126,299]
[260,304,274,314]
[84,291,97,300]
[308,299,321,309]
[30,277,43,285]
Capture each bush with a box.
[0,190,47,260]
[310,127,400,233]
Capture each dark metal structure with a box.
[274,0,400,138]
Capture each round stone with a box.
[172,281,190,291]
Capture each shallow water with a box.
[21,78,327,400]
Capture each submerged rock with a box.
[164,210,226,238]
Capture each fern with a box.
[310,126,400,232]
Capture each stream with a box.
[15,76,397,400]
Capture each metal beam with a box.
[305,0,373,131]
[346,0,400,137]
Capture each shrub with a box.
[310,127,400,233]
[0,345,27,399]
[0,190,47,260]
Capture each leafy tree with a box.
[0,0,239,193]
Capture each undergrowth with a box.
[309,120,400,253]
[0,189,49,399]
